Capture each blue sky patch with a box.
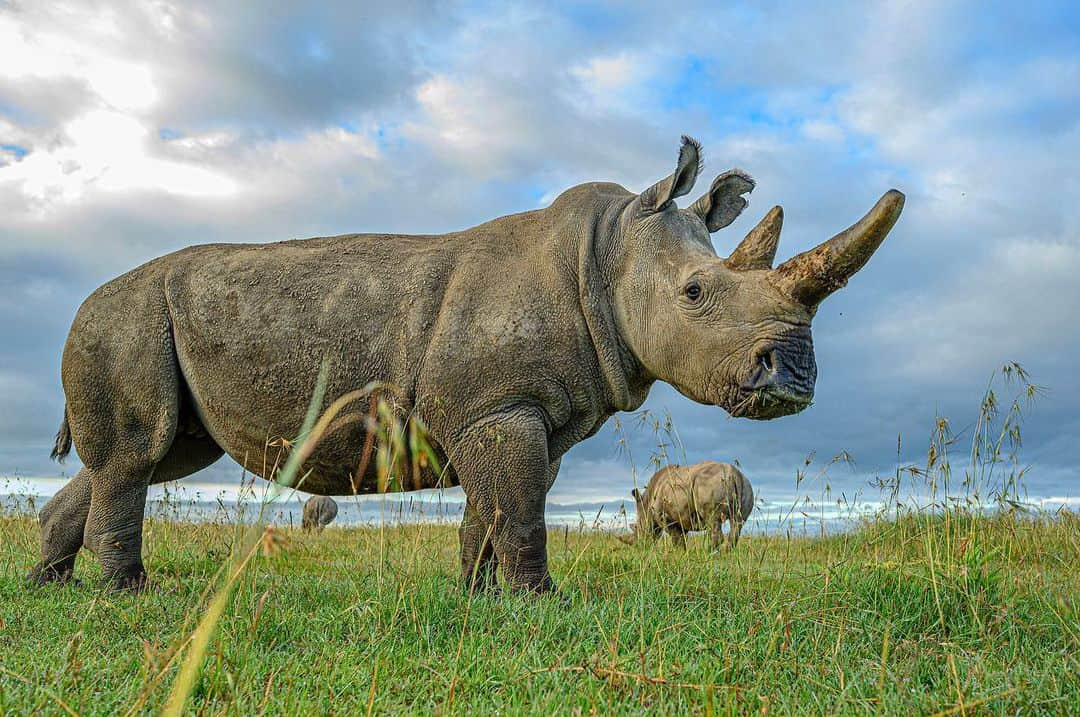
[1,143,28,159]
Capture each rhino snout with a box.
[736,337,816,419]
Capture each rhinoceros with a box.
[29,136,903,593]
[301,495,339,533]
[622,462,754,551]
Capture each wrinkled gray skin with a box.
[301,495,338,533]
[622,462,754,551]
[28,136,903,594]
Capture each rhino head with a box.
[609,137,904,420]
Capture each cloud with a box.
[1,110,239,207]
[572,53,639,94]
[1,0,1078,506]
[0,9,157,111]
[870,240,1080,383]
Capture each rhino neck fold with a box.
[576,195,651,413]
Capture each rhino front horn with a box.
[727,205,783,271]
[771,189,905,308]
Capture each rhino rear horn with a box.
[771,190,905,308]
[639,136,702,213]
[727,205,783,270]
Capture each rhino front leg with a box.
[459,501,498,594]
[668,525,687,550]
[28,469,92,585]
[453,409,554,594]
[493,511,552,594]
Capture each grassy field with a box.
[1,510,1077,715]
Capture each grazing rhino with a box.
[29,136,903,594]
[622,462,754,551]
[302,495,339,533]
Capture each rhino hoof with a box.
[462,574,502,598]
[547,589,572,608]
[27,562,78,587]
[509,574,557,597]
[106,567,149,593]
[464,583,502,600]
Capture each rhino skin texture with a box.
[29,136,903,594]
[626,462,754,551]
[301,495,339,533]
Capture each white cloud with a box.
[568,52,651,116]
[0,10,157,112]
[0,6,240,209]
[408,75,499,161]
[572,53,638,93]
[0,110,238,208]
[801,119,845,144]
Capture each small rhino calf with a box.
[302,496,339,533]
[624,462,754,551]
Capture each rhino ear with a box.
[689,169,755,232]
[639,136,702,213]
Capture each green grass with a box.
[1,511,1077,715]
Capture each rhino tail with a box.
[50,408,72,462]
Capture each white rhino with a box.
[624,462,754,551]
[30,136,902,593]
[302,495,339,533]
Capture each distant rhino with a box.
[622,462,754,551]
[29,136,902,594]
[302,496,338,533]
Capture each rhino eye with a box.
[684,281,702,302]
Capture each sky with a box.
[1,0,1078,507]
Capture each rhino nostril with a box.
[759,350,776,373]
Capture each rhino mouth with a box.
[732,385,813,420]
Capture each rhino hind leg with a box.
[28,469,92,585]
[48,285,184,590]
[726,518,744,551]
[79,416,196,591]
[82,464,155,590]
[27,431,219,587]
[33,431,220,590]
